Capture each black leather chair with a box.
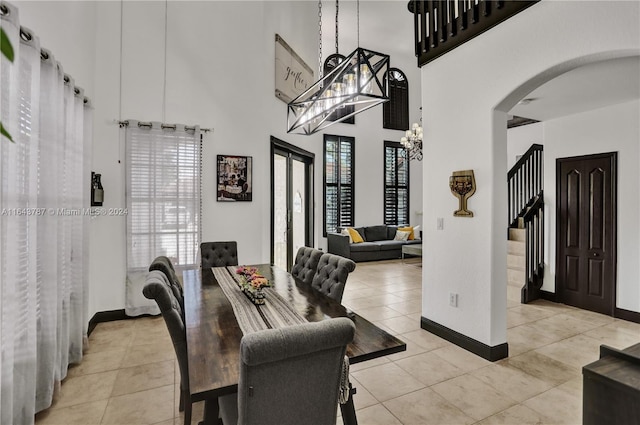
[290,246,323,285]
[310,253,356,303]
[201,241,239,268]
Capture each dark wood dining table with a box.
[183,264,407,425]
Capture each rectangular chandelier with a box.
[287,47,390,135]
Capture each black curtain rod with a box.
[118,120,211,133]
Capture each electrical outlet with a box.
[437,217,444,230]
[449,292,458,307]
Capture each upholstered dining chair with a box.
[310,253,356,303]
[201,241,239,268]
[142,270,197,425]
[149,256,184,311]
[218,318,355,425]
[290,246,323,285]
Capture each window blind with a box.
[383,68,409,131]
[384,141,409,225]
[324,135,354,235]
[125,122,201,271]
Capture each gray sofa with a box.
[327,225,421,262]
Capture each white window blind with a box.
[125,121,201,316]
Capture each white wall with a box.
[507,122,543,170]
[14,0,422,317]
[421,0,639,348]
[542,100,640,312]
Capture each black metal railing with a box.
[521,194,544,303]
[410,0,539,67]
[508,143,543,228]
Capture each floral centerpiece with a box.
[236,266,271,305]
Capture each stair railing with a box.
[410,0,539,67]
[508,143,543,228]
[521,193,544,303]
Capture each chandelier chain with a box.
[356,0,360,47]
[335,0,339,54]
[318,0,323,80]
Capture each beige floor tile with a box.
[384,387,475,425]
[54,371,118,409]
[35,399,108,425]
[387,299,422,315]
[348,403,403,425]
[395,351,465,386]
[507,324,561,356]
[499,351,580,387]
[508,304,556,322]
[384,339,428,361]
[67,349,127,378]
[610,318,640,335]
[151,419,176,425]
[471,362,553,402]
[101,385,175,425]
[343,287,387,301]
[526,314,601,340]
[474,404,547,425]
[112,360,175,397]
[121,341,176,368]
[345,293,407,310]
[349,376,379,410]
[431,374,517,421]
[352,305,405,321]
[375,316,421,334]
[351,362,425,402]
[534,334,602,369]
[523,386,582,425]
[431,344,492,373]
[564,309,616,326]
[86,326,135,354]
[349,356,390,373]
[583,325,640,349]
[399,329,450,352]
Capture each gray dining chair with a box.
[310,253,356,303]
[290,246,323,285]
[218,318,355,425]
[201,241,239,268]
[142,270,196,425]
[149,256,184,312]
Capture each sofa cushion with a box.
[365,225,388,242]
[376,240,404,251]
[386,226,398,240]
[405,239,422,245]
[354,227,367,242]
[347,227,364,243]
[349,242,381,252]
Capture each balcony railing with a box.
[410,0,539,67]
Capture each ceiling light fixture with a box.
[400,108,423,161]
[287,0,390,135]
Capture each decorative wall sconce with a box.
[449,170,476,217]
[91,172,104,206]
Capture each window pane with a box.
[384,141,410,225]
[324,135,354,235]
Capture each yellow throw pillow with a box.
[347,227,364,243]
[398,226,414,240]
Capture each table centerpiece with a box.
[235,266,271,305]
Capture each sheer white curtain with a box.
[0,2,92,423]
[125,121,201,316]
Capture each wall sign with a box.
[275,34,314,103]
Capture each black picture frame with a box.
[217,155,252,202]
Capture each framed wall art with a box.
[275,34,314,103]
[217,155,252,202]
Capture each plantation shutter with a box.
[384,141,409,225]
[324,135,354,234]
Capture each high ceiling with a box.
[319,1,640,123]
[509,56,640,122]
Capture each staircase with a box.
[507,144,544,303]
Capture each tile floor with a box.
[35,258,640,425]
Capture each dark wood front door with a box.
[556,153,617,315]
